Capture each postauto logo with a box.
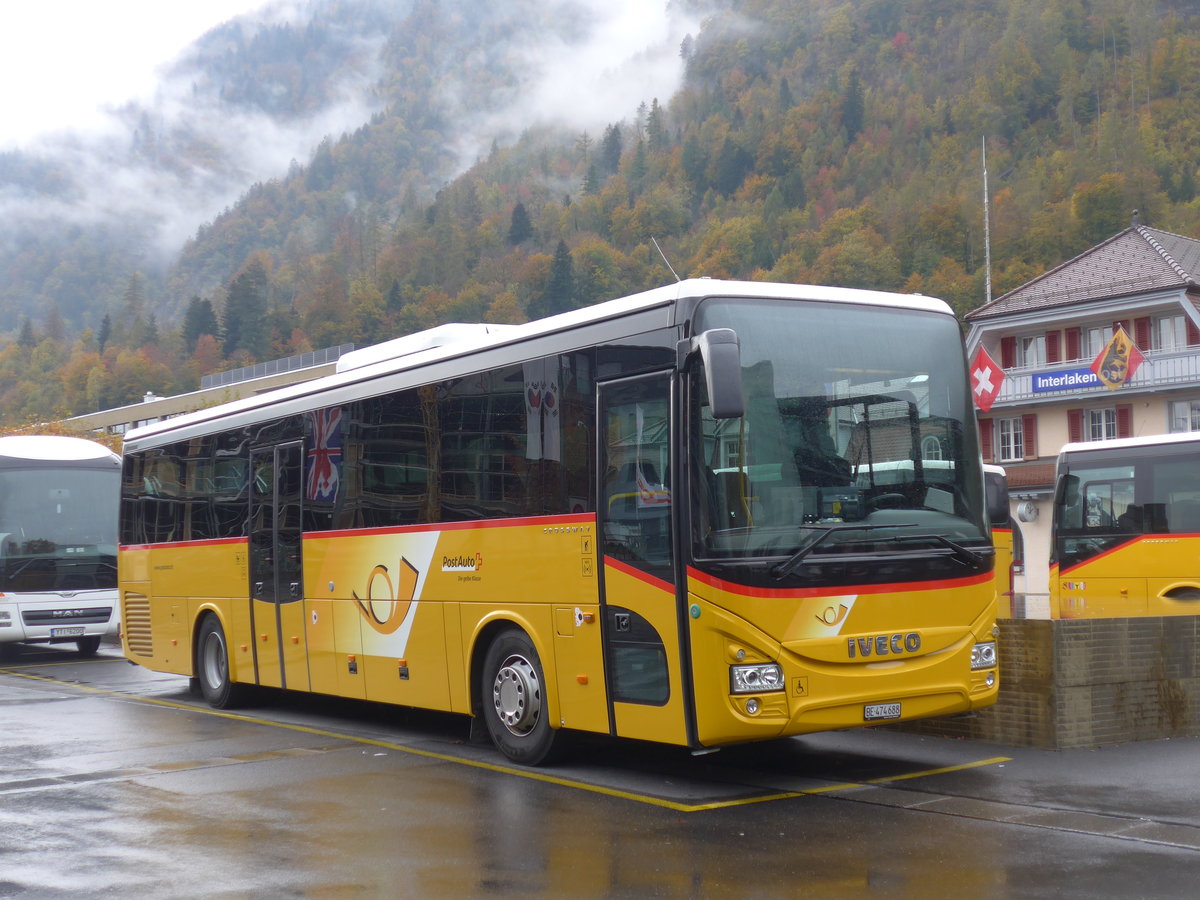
[441,553,483,573]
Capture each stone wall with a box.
[897,617,1200,749]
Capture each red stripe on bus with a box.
[121,513,598,550]
[311,511,597,541]
[1057,535,1159,576]
[603,556,674,593]
[686,566,991,599]
[120,537,247,551]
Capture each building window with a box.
[1085,325,1112,359]
[1087,408,1117,441]
[921,435,943,460]
[1018,335,1045,368]
[997,418,1024,462]
[1155,315,1187,352]
[1170,399,1200,433]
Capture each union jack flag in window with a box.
[306,407,343,502]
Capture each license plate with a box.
[864,702,901,721]
[50,626,86,638]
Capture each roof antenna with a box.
[651,236,682,282]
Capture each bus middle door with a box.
[597,373,689,747]
[249,442,310,691]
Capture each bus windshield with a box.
[690,297,988,573]
[0,465,118,592]
[1053,440,1200,569]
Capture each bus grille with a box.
[122,593,153,657]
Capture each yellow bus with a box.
[1051,432,1200,618]
[119,279,1001,764]
[983,465,1016,617]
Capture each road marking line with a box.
[0,668,1010,812]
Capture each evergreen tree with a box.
[507,201,534,245]
[601,123,623,174]
[583,162,600,196]
[386,280,404,311]
[530,240,575,319]
[842,70,865,143]
[713,138,753,195]
[222,258,270,358]
[17,318,36,348]
[97,315,112,354]
[646,98,667,150]
[182,296,220,352]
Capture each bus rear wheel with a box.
[480,628,563,766]
[196,614,246,709]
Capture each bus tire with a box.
[480,628,563,766]
[196,614,246,709]
[76,635,102,656]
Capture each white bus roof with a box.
[125,278,955,447]
[0,434,118,463]
[1058,431,1200,457]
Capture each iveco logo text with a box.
[441,554,483,573]
[847,633,921,658]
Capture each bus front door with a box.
[598,374,689,747]
[248,443,310,692]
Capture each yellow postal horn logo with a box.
[353,558,419,635]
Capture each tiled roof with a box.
[966,225,1200,320]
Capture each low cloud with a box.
[0,0,704,310]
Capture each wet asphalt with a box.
[0,640,1197,898]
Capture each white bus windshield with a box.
[690,298,988,570]
[0,466,118,592]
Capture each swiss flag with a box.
[970,345,1005,413]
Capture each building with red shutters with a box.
[964,217,1200,614]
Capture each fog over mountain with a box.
[0,0,702,334]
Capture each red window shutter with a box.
[1000,336,1016,368]
[1021,414,1038,459]
[1116,404,1133,438]
[1065,327,1081,360]
[1134,317,1151,350]
[1046,331,1061,363]
[1113,319,1131,336]
[1188,319,1200,346]
[978,419,994,462]
[1068,408,1084,443]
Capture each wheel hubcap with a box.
[492,654,542,736]
[202,632,226,688]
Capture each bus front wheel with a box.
[75,635,102,656]
[196,614,246,709]
[480,628,563,766]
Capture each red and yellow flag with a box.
[1090,326,1145,390]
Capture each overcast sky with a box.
[0,1,274,147]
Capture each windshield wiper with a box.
[769,525,987,580]
[770,523,915,580]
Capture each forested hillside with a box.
[4,0,1200,426]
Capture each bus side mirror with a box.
[688,328,744,419]
[984,469,1009,527]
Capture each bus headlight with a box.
[730,663,784,694]
[971,641,997,670]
